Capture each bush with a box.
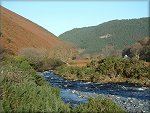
[39,58,65,71]
[0,46,4,61]
[56,57,150,84]
[19,48,64,71]
[73,96,126,113]
[0,56,71,112]
[93,57,149,79]
[56,65,96,80]
[19,48,46,69]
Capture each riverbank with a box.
[0,55,126,113]
[42,70,150,113]
[72,90,150,113]
[55,57,150,86]
[54,70,150,87]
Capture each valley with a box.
[0,5,150,113]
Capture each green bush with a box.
[73,96,126,113]
[0,56,71,113]
[56,65,96,80]
[56,57,149,84]
[93,57,149,79]
[2,81,70,113]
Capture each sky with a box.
[1,0,149,36]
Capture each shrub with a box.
[19,48,46,69]
[39,58,64,71]
[19,48,64,71]
[6,37,13,43]
[73,96,126,113]
[0,46,4,61]
[56,57,150,84]
[93,57,149,79]
[0,32,2,37]
[0,56,71,112]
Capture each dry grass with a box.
[68,59,91,67]
[0,6,73,54]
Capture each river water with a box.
[42,71,150,113]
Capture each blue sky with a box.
[1,0,149,36]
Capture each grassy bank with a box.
[55,57,150,86]
[0,55,126,112]
[0,56,70,112]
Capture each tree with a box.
[122,37,150,61]
[19,47,76,70]
[19,48,47,68]
[47,46,76,62]
[101,44,122,57]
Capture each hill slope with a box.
[59,17,150,54]
[0,6,72,54]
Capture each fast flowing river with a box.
[41,71,150,113]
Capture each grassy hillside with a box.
[59,17,150,54]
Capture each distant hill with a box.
[0,6,73,55]
[122,37,150,62]
[59,17,150,54]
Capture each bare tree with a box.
[130,42,142,57]
[101,44,122,57]
[48,46,76,62]
[19,48,47,66]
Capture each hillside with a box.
[0,6,73,55]
[59,17,150,54]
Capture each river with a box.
[41,70,150,113]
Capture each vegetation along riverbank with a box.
[55,57,150,86]
[0,55,126,113]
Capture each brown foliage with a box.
[101,45,122,57]
[122,37,150,62]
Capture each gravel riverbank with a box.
[71,90,150,113]
[42,71,150,113]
